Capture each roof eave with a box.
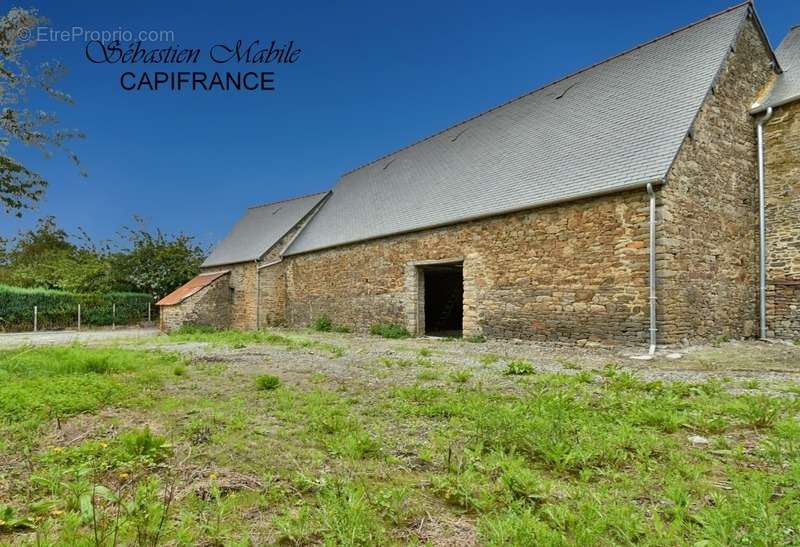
[750,93,800,114]
[285,177,665,257]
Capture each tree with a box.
[0,7,84,217]
[113,217,206,299]
[0,216,112,292]
[0,216,206,297]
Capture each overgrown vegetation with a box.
[0,346,180,446]
[1,337,799,544]
[369,323,410,339]
[310,314,351,333]
[0,216,205,300]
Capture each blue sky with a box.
[2,0,798,249]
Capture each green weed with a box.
[505,360,535,375]
[449,370,473,384]
[255,374,281,391]
[369,323,410,339]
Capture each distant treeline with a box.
[0,215,206,300]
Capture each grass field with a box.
[1,331,799,545]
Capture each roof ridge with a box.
[339,1,752,178]
[248,190,330,210]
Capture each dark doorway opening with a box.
[423,262,463,337]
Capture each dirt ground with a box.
[142,330,800,396]
[4,326,799,392]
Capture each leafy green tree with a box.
[113,217,205,299]
[0,7,84,217]
[0,216,112,291]
[0,216,204,297]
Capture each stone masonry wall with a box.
[658,17,775,343]
[198,195,329,331]
[160,274,231,331]
[223,262,258,330]
[284,189,652,345]
[256,229,297,328]
[765,100,800,338]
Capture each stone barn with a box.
[158,2,800,349]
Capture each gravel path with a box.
[0,327,160,347]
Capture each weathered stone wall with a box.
[658,18,775,343]
[160,274,231,331]
[197,196,329,331]
[217,262,257,330]
[765,100,800,338]
[284,189,652,345]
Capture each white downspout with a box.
[757,106,773,340]
[647,182,657,355]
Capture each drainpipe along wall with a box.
[756,106,773,340]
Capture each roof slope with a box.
[760,25,800,109]
[286,3,752,255]
[156,270,229,306]
[203,191,328,267]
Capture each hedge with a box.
[0,284,154,332]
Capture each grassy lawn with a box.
[1,334,799,545]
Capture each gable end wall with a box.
[658,16,776,343]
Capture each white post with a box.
[112,303,116,330]
[148,301,151,322]
[77,304,81,331]
[33,305,38,332]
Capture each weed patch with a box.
[505,360,535,375]
[255,374,281,391]
[369,323,410,339]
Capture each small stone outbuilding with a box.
[159,2,800,348]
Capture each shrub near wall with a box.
[0,285,153,331]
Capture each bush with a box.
[311,314,333,332]
[0,284,152,331]
[256,374,281,391]
[465,335,486,343]
[369,323,410,339]
[505,360,535,375]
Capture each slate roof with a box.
[156,270,229,306]
[202,191,328,267]
[757,25,800,110]
[285,3,756,255]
